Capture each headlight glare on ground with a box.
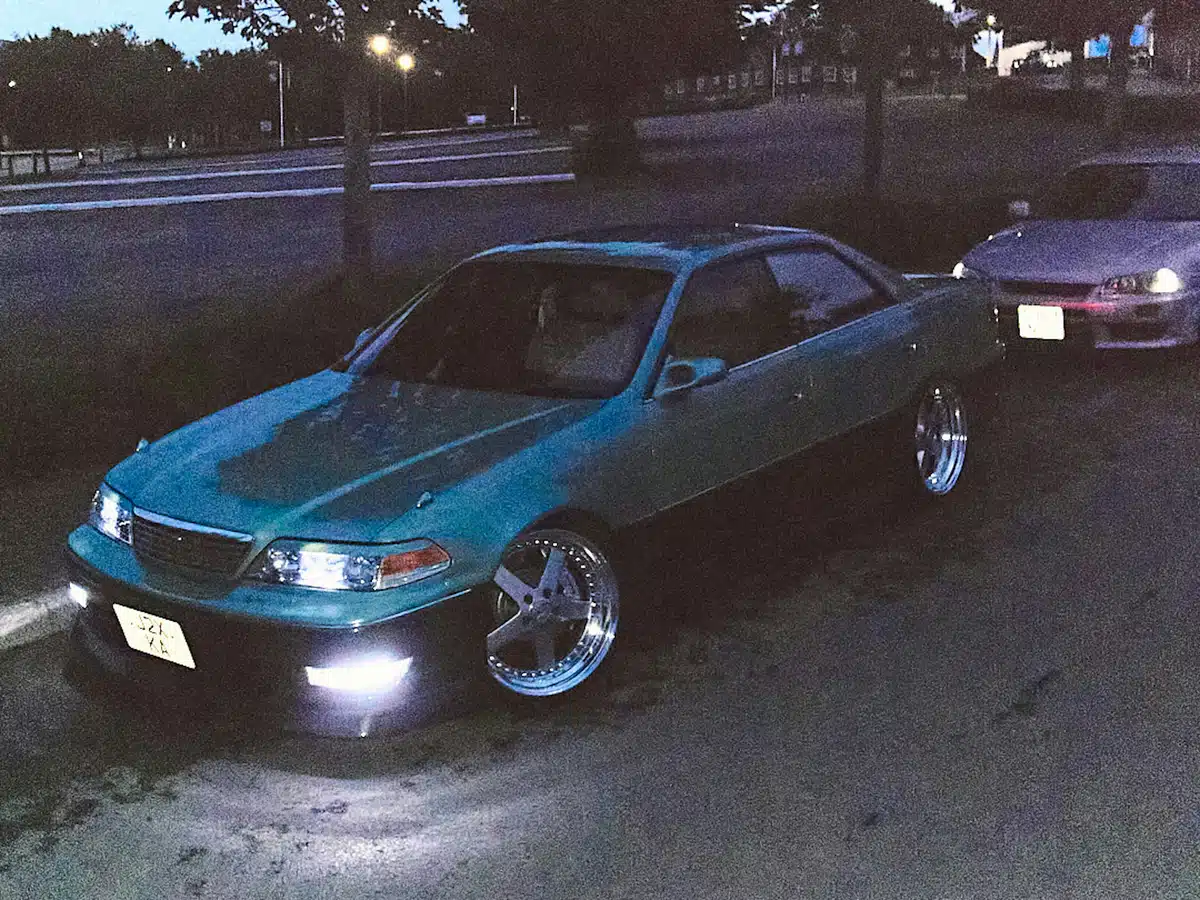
[88,484,132,545]
[1100,268,1183,296]
[305,655,413,692]
[252,539,450,591]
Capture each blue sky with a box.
[0,0,465,59]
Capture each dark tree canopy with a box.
[462,0,753,120]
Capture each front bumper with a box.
[65,550,493,736]
[998,292,1199,350]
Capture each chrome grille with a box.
[132,511,253,577]
[999,280,1095,298]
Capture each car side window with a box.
[668,257,790,367]
[766,247,894,340]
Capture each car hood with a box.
[108,371,599,542]
[964,219,1200,284]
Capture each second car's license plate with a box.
[112,604,197,669]
[1017,304,1065,340]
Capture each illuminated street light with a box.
[396,53,415,133]
[6,80,15,89]
[369,34,391,56]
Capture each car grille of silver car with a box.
[131,512,253,577]
[999,280,1095,298]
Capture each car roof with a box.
[470,223,824,272]
[1075,146,1200,167]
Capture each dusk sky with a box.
[0,0,465,59]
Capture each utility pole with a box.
[277,60,285,149]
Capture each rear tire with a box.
[907,379,971,499]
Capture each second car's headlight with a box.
[249,539,450,591]
[89,484,132,545]
[1099,268,1184,296]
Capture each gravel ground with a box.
[3,348,1200,898]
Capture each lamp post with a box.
[370,35,391,133]
[396,52,415,133]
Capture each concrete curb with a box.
[0,586,75,652]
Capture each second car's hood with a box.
[108,371,598,541]
[965,219,1200,284]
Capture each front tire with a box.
[486,528,619,698]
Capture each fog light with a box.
[305,655,412,693]
[68,582,89,608]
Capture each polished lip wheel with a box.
[915,383,968,495]
[487,529,618,697]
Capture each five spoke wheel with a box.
[487,528,619,697]
[914,381,968,496]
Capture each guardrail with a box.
[2,147,106,181]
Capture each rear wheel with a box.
[911,380,969,497]
[487,528,619,697]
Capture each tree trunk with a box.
[1103,22,1133,148]
[1064,24,1089,120]
[342,6,373,295]
[861,38,886,199]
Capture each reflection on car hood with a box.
[965,219,1200,284]
[107,371,598,542]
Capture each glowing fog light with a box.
[305,655,413,692]
[68,582,89,608]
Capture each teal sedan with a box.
[66,225,1002,735]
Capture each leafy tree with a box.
[462,0,752,171]
[788,0,958,196]
[0,26,183,154]
[168,0,444,284]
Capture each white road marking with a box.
[0,145,570,193]
[0,172,577,215]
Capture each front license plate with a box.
[112,604,196,669]
[1017,304,1065,340]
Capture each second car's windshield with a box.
[1039,164,1200,221]
[350,260,672,399]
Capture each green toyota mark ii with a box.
[66,225,1002,735]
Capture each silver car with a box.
[959,148,1200,349]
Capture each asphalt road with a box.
[1,98,1125,353]
[4,351,1200,898]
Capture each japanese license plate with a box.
[1017,304,1065,340]
[112,604,196,669]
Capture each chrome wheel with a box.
[487,528,618,697]
[914,382,968,495]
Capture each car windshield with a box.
[349,260,673,399]
[1038,164,1200,221]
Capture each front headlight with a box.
[89,484,132,545]
[249,539,450,591]
[952,261,978,279]
[1099,267,1184,296]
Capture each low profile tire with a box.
[486,528,619,698]
[909,379,970,498]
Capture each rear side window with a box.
[766,248,893,339]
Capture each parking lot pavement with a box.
[4,350,1200,897]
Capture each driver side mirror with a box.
[653,357,728,400]
[1007,199,1031,221]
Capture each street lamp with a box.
[6,80,15,89]
[369,34,391,57]
[396,53,415,133]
